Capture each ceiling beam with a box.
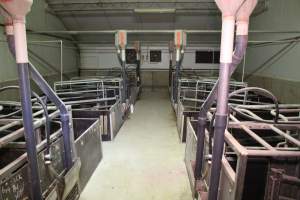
[46,0,268,16]
[48,2,216,12]
[28,29,300,35]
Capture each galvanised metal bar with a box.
[0,109,55,147]
[185,105,300,199]
[17,63,43,199]
[6,34,74,171]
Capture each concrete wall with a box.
[0,0,79,100]
[80,45,219,70]
[234,0,300,103]
[80,44,219,88]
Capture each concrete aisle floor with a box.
[80,89,192,200]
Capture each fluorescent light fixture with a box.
[134,8,176,14]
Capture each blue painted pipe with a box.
[7,35,73,170]
[194,36,248,181]
[17,63,43,200]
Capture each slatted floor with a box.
[80,88,192,200]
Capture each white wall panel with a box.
[80,45,219,70]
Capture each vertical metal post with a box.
[136,51,141,86]
[242,50,246,83]
[60,40,63,83]
[29,65,73,170]
[14,20,43,199]
[6,28,73,172]
[121,49,127,103]
[169,52,173,88]
[208,13,235,199]
[208,63,231,200]
[173,49,180,103]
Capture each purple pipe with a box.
[17,63,43,200]
[6,35,73,170]
[194,35,248,179]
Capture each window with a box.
[213,51,220,64]
[150,50,162,63]
[195,50,220,64]
[126,49,137,64]
[196,51,213,63]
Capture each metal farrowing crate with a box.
[185,105,300,200]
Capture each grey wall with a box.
[0,0,79,100]
[80,45,219,70]
[80,44,219,88]
[235,0,300,103]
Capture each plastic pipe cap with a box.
[215,0,244,17]
[236,0,258,35]
[0,0,33,20]
[237,0,258,21]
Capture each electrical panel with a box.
[150,50,162,63]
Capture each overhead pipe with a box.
[0,1,43,199]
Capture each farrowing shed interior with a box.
[0,0,299,200]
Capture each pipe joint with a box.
[60,113,70,122]
[57,103,69,114]
[214,115,228,129]
[236,21,249,36]
[232,35,248,63]
[222,15,235,21]
[5,25,14,36]
[13,21,29,63]
[220,19,235,63]
[197,117,207,126]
